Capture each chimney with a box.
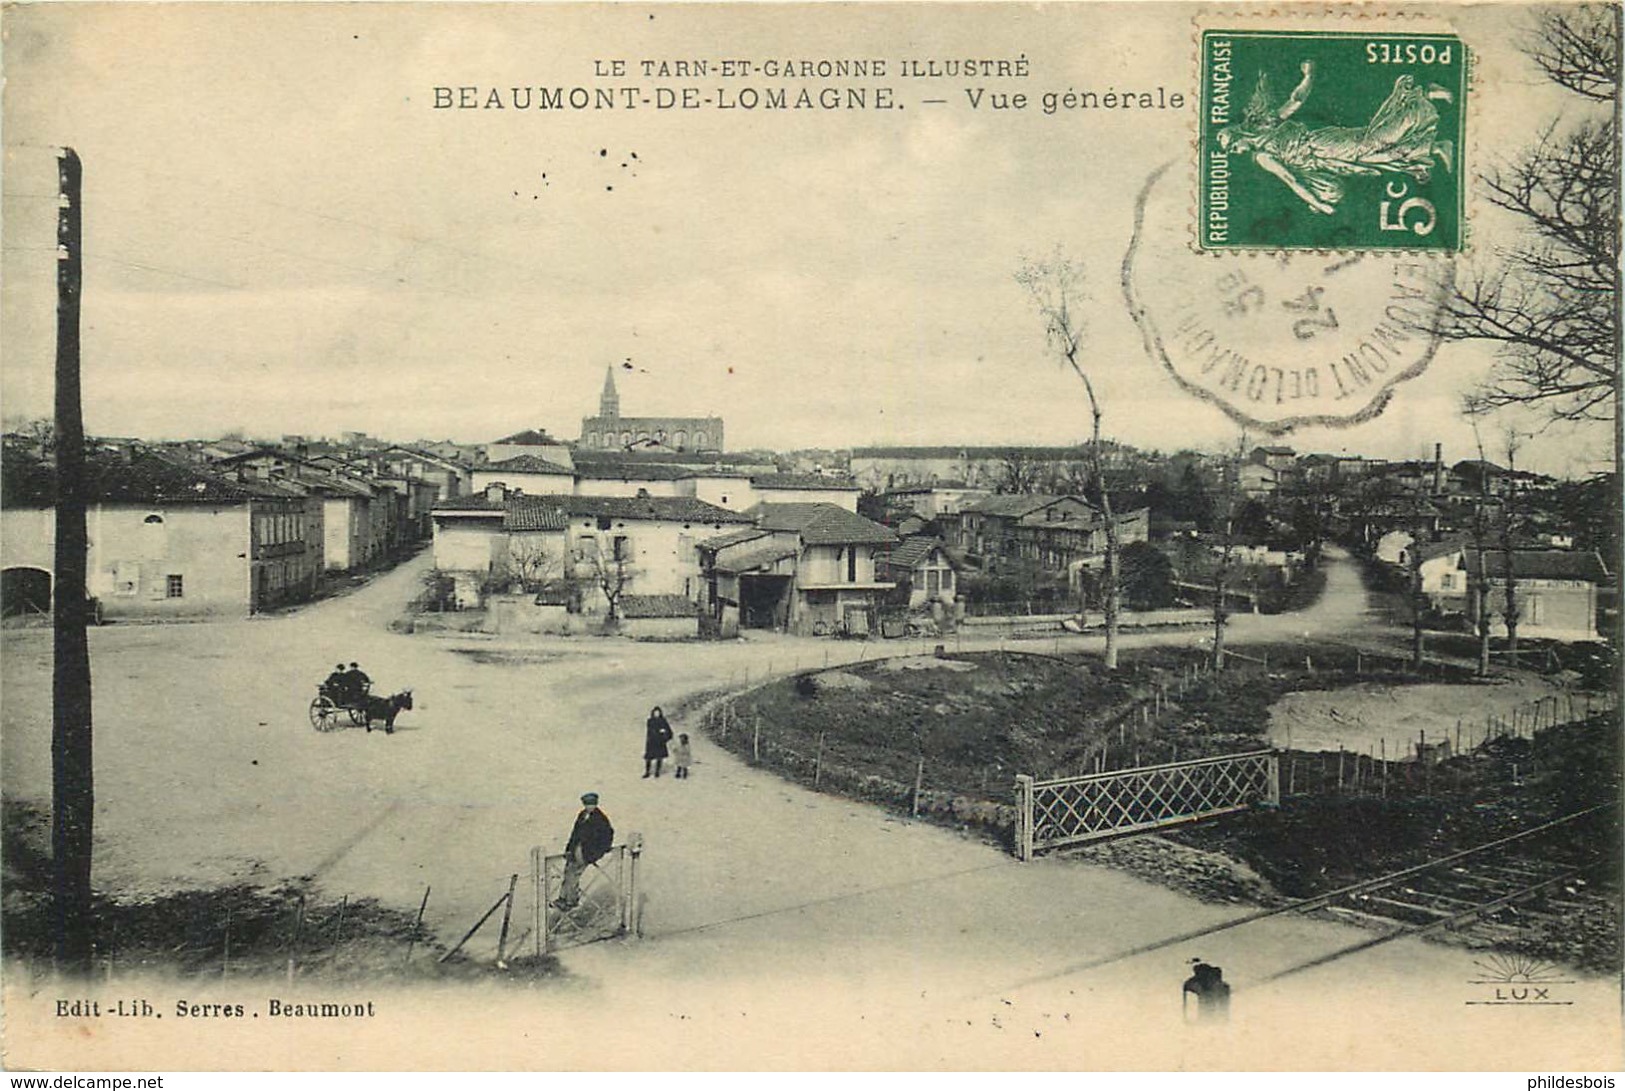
[485,482,507,504]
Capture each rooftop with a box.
[750,473,860,491]
[619,594,701,619]
[482,455,577,476]
[2,445,305,507]
[1460,549,1609,583]
[752,502,897,546]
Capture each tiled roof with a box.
[883,536,946,571]
[750,473,860,491]
[493,429,560,445]
[712,545,799,574]
[852,445,1095,460]
[521,493,752,524]
[575,463,692,481]
[433,495,507,514]
[482,455,576,476]
[1460,549,1609,583]
[2,445,302,507]
[1414,538,1468,563]
[888,481,976,494]
[620,594,700,619]
[504,496,572,531]
[753,503,897,546]
[699,527,773,551]
[961,494,1088,518]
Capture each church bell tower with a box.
[600,366,621,420]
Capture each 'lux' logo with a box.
[1495,987,1551,1001]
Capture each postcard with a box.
[1,1,1619,1073]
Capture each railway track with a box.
[992,804,1616,996]
[1263,807,1614,982]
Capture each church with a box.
[578,367,725,453]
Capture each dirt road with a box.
[3,549,1616,1069]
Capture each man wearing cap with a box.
[555,792,615,910]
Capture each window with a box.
[926,570,941,595]
[166,574,184,599]
[143,513,164,525]
[1441,574,1455,590]
[847,547,857,583]
[613,536,629,561]
[942,569,954,591]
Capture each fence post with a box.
[1266,752,1280,806]
[626,833,644,938]
[496,873,518,965]
[1015,775,1035,861]
[912,756,925,817]
[814,732,825,788]
[405,884,431,967]
[752,716,761,764]
[532,847,544,958]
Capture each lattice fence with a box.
[530,836,643,955]
[1014,750,1278,859]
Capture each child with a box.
[671,733,692,779]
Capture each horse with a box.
[361,690,413,734]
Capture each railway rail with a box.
[995,804,1616,996]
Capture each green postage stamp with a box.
[1200,29,1468,251]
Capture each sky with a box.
[1,3,1612,476]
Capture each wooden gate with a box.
[530,835,643,955]
[1014,751,1278,860]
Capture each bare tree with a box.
[502,536,558,592]
[995,448,1046,495]
[1444,7,1619,425]
[1018,252,1121,670]
[583,549,637,623]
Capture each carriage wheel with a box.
[309,697,343,732]
[348,705,369,727]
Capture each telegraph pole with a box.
[52,146,94,974]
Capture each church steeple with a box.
[600,366,620,419]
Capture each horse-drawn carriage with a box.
[309,682,413,734]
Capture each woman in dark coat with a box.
[643,706,674,778]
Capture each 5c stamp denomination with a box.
[1200,29,1468,251]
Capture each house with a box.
[749,473,861,512]
[471,455,577,496]
[486,429,574,468]
[209,447,393,571]
[1461,549,1610,641]
[885,483,993,521]
[699,503,898,636]
[1012,506,1151,574]
[954,494,1097,568]
[1238,462,1278,499]
[1,444,323,618]
[574,462,690,498]
[368,446,473,502]
[877,536,959,609]
[681,469,755,511]
[1251,446,1297,473]
[430,486,751,612]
